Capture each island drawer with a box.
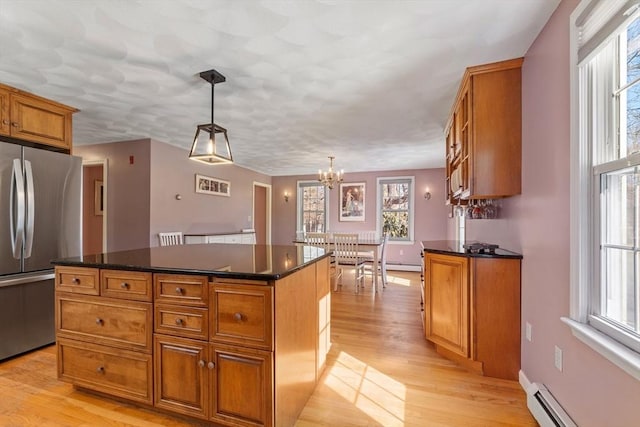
[154,274,209,307]
[56,294,152,352]
[55,266,100,295]
[101,270,153,301]
[210,283,273,350]
[155,303,209,340]
[57,338,153,404]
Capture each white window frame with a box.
[296,180,329,234]
[376,176,415,244]
[565,0,640,381]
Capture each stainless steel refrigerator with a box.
[0,140,81,361]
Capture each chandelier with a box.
[318,156,343,189]
[189,69,233,165]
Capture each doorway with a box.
[82,160,108,254]
[253,182,271,245]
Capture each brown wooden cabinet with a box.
[423,252,521,380]
[445,58,522,203]
[0,82,77,150]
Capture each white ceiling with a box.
[0,0,560,176]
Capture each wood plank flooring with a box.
[0,271,535,426]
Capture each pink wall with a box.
[148,141,271,246]
[75,140,151,252]
[273,168,449,266]
[450,1,640,425]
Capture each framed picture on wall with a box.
[339,182,365,222]
[195,174,230,197]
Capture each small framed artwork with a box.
[339,182,365,222]
[195,174,230,197]
[94,180,104,216]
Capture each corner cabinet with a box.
[423,252,521,380]
[445,58,522,203]
[0,82,77,150]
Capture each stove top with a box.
[463,242,499,254]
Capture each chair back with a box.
[305,232,330,251]
[333,233,360,264]
[357,230,377,242]
[380,232,389,266]
[158,231,183,246]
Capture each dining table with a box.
[295,236,384,293]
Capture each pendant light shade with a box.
[189,69,233,165]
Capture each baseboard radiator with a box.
[526,382,577,427]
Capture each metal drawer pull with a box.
[11,122,18,127]
[175,287,183,294]
[71,277,79,284]
[96,366,105,373]
[120,282,129,289]
[198,360,205,368]
[175,318,184,325]
[208,362,215,369]
[233,312,243,322]
[95,318,103,325]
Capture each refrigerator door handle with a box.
[10,158,25,260]
[24,160,35,258]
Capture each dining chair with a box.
[158,231,184,246]
[365,232,389,290]
[333,233,366,293]
[305,232,337,286]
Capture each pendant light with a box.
[189,69,233,165]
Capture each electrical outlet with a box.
[525,322,532,342]
[399,249,404,256]
[554,346,563,372]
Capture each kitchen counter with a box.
[421,240,522,259]
[52,243,330,280]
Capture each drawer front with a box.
[57,295,152,352]
[57,338,152,404]
[101,270,152,302]
[55,267,99,295]
[211,284,273,350]
[155,274,208,307]
[155,304,209,340]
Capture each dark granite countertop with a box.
[51,244,330,281]
[421,240,523,259]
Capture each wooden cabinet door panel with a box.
[0,87,9,135]
[57,295,152,352]
[424,254,469,357]
[154,335,209,419]
[210,344,273,427]
[57,338,152,404]
[211,283,273,350]
[10,93,72,149]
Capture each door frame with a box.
[252,182,271,245]
[82,159,108,252]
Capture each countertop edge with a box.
[421,240,523,259]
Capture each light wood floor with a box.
[0,272,536,427]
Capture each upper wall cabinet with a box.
[445,58,522,203]
[0,82,78,151]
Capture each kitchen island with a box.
[421,240,522,380]
[52,243,332,427]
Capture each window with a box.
[377,177,414,242]
[297,181,328,233]
[568,0,640,380]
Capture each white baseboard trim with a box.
[386,263,421,272]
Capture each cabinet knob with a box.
[11,122,18,127]
[96,366,105,373]
[198,360,205,368]
[207,362,215,370]
[175,318,184,326]
[120,282,129,289]
[233,312,243,322]
[95,318,103,325]
[71,277,79,284]
[175,287,183,295]
[2,119,9,125]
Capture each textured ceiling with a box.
[0,0,560,176]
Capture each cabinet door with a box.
[210,343,273,427]
[0,87,9,136]
[154,335,209,419]
[10,93,73,149]
[424,253,469,357]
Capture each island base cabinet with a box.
[154,335,273,426]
